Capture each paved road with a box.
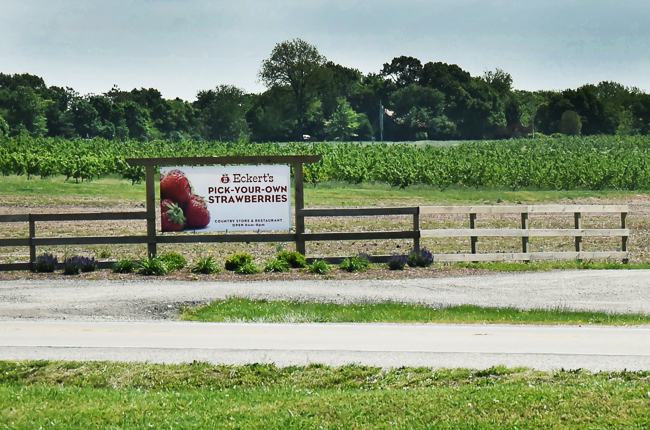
[1,270,649,321]
[2,320,649,371]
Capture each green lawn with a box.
[0,174,641,207]
[1,361,649,429]
[181,298,650,325]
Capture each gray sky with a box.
[2,0,649,101]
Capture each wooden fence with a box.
[0,203,629,271]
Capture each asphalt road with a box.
[2,320,649,371]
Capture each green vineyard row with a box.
[2,135,650,191]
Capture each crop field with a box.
[3,135,650,190]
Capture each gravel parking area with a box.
[1,270,649,321]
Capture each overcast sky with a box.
[2,0,649,101]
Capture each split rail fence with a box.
[0,155,630,271]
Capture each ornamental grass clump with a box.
[160,252,187,271]
[407,248,434,268]
[308,260,331,275]
[191,256,220,275]
[225,253,253,271]
[63,256,98,275]
[112,258,139,274]
[339,254,371,272]
[264,258,291,273]
[138,257,168,276]
[387,254,408,270]
[34,253,58,273]
[236,261,261,275]
[276,251,307,268]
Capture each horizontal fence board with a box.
[31,212,149,222]
[0,238,30,246]
[300,207,418,217]
[306,255,393,265]
[303,231,418,241]
[433,251,630,262]
[0,214,29,222]
[32,236,150,246]
[420,228,629,238]
[0,263,32,271]
[157,233,296,244]
[420,205,628,215]
[126,155,322,167]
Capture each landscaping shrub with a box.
[112,258,139,274]
[191,256,220,274]
[34,253,57,273]
[63,256,97,275]
[339,254,371,272]
[308,260,331,275]
[160,252,187,271]
[387,254,408,270]
[236,261,261,275]
[225,253,253,271]
[276,251,307,268]
[138,257,168,276]
[407,248,434,267]
[264,258,291,273]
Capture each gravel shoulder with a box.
[1,270,649,322]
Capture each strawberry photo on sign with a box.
[160,169,211,232]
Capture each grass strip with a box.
[451,260,650,271]
[181,298,650,325]
[1,361,649,429]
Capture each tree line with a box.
[1,39,649,143]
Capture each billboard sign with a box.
[160,165,291,232]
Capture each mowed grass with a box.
[0,174,641,207]
[1,361,649,429]
[451,260,650,272]
[181,298,650,325]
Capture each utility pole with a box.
[379,101,384,142]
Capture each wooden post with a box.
[521,213,529,258]
[294,162,306,256]
[621,212,629,264]
[413,209,420,252]
[145,165,157,258]
[470,213,477,262]
[574,212,582,260]
[28,214,36,271]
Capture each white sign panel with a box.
[160,165,291,232]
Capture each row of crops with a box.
[2,135,650,190]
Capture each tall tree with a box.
[258,39,326,140]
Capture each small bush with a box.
[112,258,139,274]
[225,253,253,271]
[407,248,434,268]
[34,253,57,273]
[138,257,168,276]
[160,252,187,271]
[387,254,408,270]
[236,261,261,275]
[339,254,371,272]
[63,256,97,275]
[98,249,111,259]
[309,260,331,275]
[277,251,307,268]
[191,256,220,275]
[264,258,291,273]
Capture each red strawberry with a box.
[185,194,210,229]
[161,199,186,232]
[160,169,191,206]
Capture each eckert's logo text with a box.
[232,173,274,183]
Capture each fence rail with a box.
[0,204,630,271]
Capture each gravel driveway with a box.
[1,270,649,321]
